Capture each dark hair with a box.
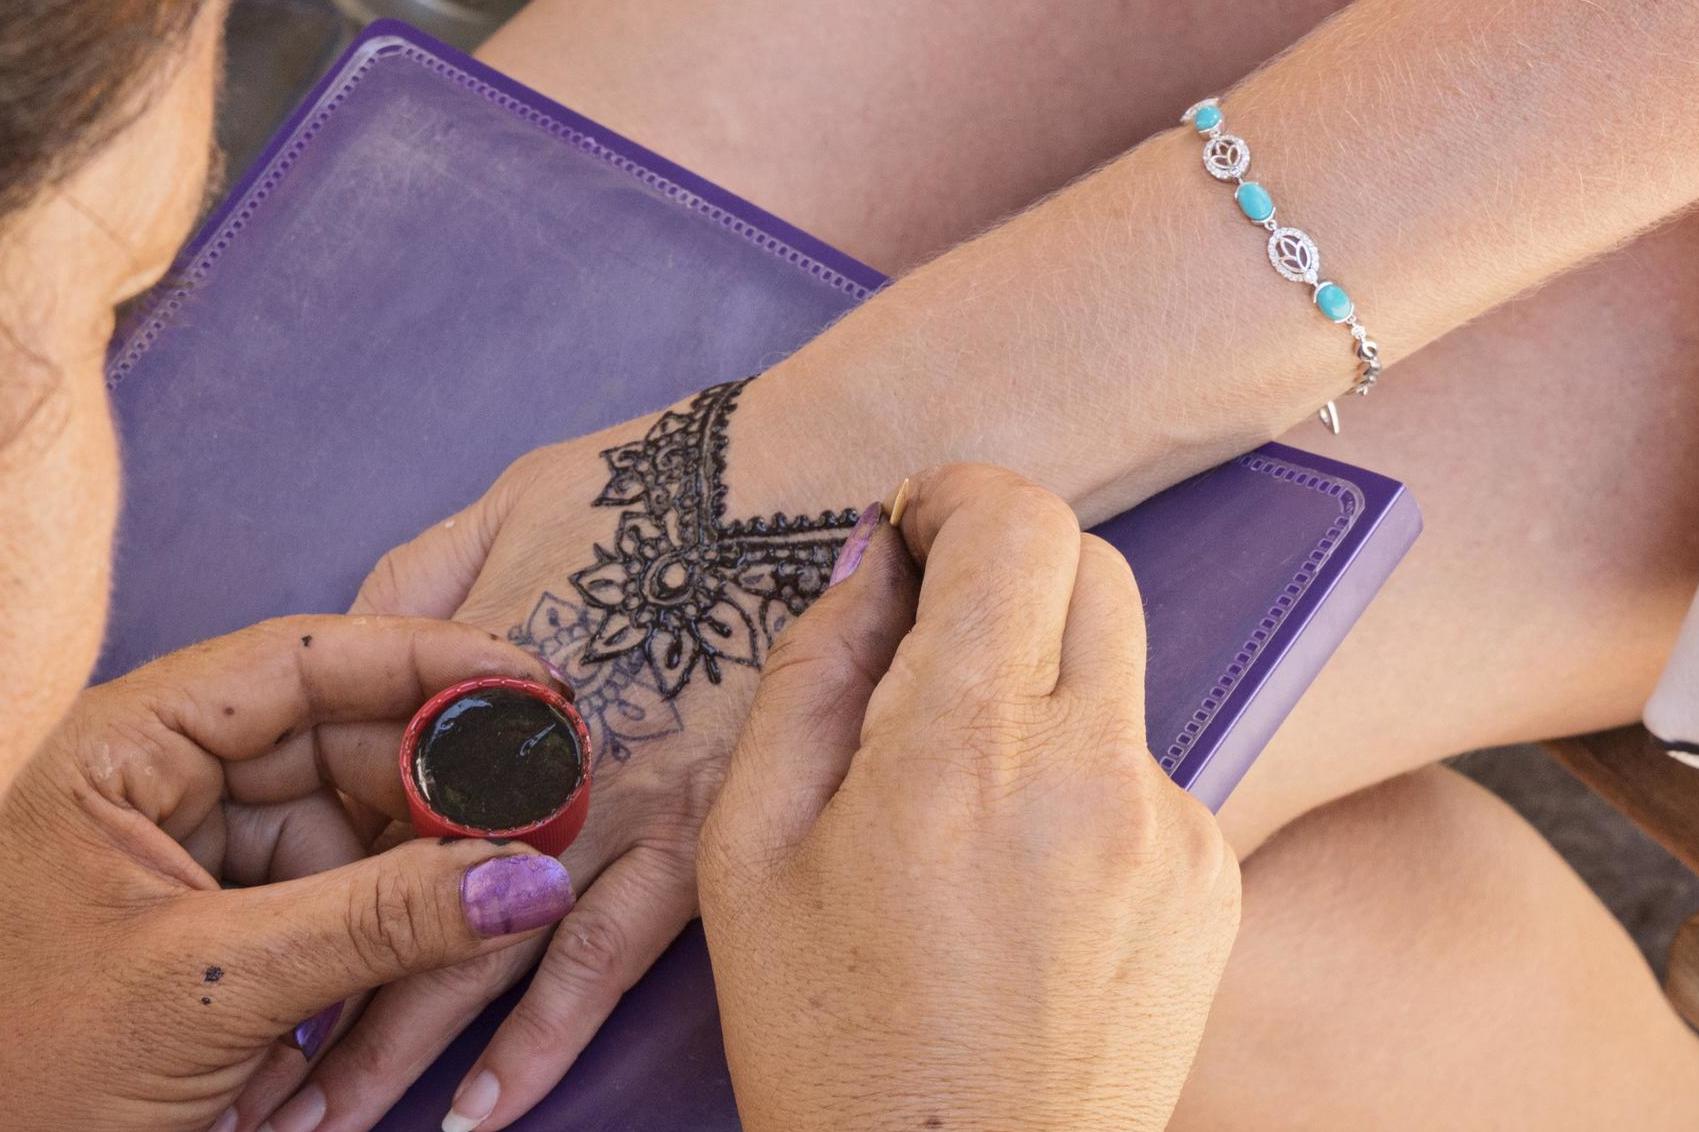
[0,1,203,224]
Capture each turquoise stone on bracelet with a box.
[1184,91,1384,433]
[1314,281,1354,322]
[1234,182,1274,222]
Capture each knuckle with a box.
[920,461,1027,504]
[1121,789,1234,896]
[1078,533,1137,590]
[913,461,999,496]
[1003,480,1080,537]
[500,444,556,488]
[1174,799,1235,887]
[501,992,579,1055]
[355,549,408,613]
[547,909,630,990]
[345,865,443,976]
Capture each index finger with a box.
[108,613,553,770]
[893,463,1083,696]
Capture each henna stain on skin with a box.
[511,379,857,766]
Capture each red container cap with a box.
[399,676,591,857]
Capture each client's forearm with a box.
[734,0,1699,523]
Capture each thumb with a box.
[708,500,919,862]
[188,839,574,1034]
[351,474,518,617]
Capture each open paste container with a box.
[400,676,592,856]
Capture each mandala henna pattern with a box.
[511,378,858,764]
[511,595,684,766]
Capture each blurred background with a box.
[219,0,1699,980]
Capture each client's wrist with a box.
[482,379,865,767]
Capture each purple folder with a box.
[103,23,1418,1129]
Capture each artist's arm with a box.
[258,2,1699,1127]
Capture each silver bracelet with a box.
[1181,97,1382,435]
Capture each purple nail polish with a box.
[828,502,883,588]
[461,855,576,937]
[286,999,343,1060]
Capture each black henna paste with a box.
[511,378,857,764]
[412,687,584,829]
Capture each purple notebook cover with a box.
[102,23,1418,1129]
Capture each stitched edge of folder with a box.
[109,41,872,386]
[1157,454,1364,772]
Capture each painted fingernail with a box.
[541,659,576,702]
[461,854,576,937]
[285,1000,343,1060]
[442,1068,501,1132]
[887,476,913,527]
[258,1083,325,1132]
[828,502,884,588]
[209,1108,238,1132]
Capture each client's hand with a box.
[261,384,875,1130]
[700,465,1242,1131]
[0,616,575,1132]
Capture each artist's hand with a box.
[0,616,575,1132]
[700,464,1242,1131]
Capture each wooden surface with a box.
[1544,727,1699,1028]
[1670,917,1699,1030]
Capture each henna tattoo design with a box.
[512,595,685,765]
[511,378,859,764]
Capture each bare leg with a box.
[478,0,1345,274]
[1231,222,1699,850]
[1176,767,1699,1129]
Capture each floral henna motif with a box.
[510,593,683,765]
[510,378,858,763]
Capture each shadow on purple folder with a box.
[102,23,1419,1130]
